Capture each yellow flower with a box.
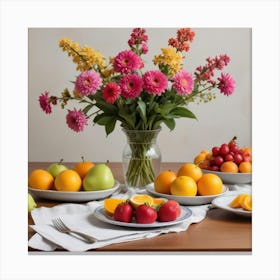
[153,47,183,77]
[58,38,107,72]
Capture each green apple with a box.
[28,193,37,212]
[83,163,114,191]
[47,159,68,178]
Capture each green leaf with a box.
[119,110,135,129]
[137,100,147,123]
[163,118,176,130]
[170,107,197,119]
[95,115,114,125]
[156,103,175,115]
[105,118,116,136]
[82,104,94,114]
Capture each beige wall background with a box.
[28,28,251,163]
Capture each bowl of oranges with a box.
[194,137,252,184]
[146,163,228,205]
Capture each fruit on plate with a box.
[194,136,252,173]
[197,173,223,195]
[130,194,154,208]
[152,197,168,209]
[154,164,224,197]
[28,169,54,190]
[73,157,94,179]
[47,159,68,178]
[170,176,197,196]
[113,201,133,223]
[158,200,181,222]
[220,161,238,173]
[104,198,126,215]
[154,170,177,194]
[177,163,203,183]
[28,193,37,212]
[83,163,114,191]
[230,193,252,211]
[135,204,158,224]
[54,169,82,192]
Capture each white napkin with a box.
[28,185,251,252]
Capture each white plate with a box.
[93,205,192,228]
[212,194,252,217]
[201,169,252,184]
[28,181,120,202]
[146,183,228,205]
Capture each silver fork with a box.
[52,218,97,243]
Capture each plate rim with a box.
[146,183,228,201]
[28,180,120,201]
[93,205,192,228]
[201,168,252,175]
[211,194,252,216]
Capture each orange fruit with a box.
[198,159,211,169]
[54,169,82,192]
[154,171,177,194]
[28,169,54,190]
[73,158,94,179]
[230,194,252,211]
[220,161,238,173]
[242,147,252,155]
[130,194,154,208]
[170,176,197,196]
[229,194,248,208]
[104,198,126,215]
[240,194,252,211]
[239,162,252,173]
[197,173,223,196]
[152,198,168,208]
[194,153,207,165]
[177,163,203,182]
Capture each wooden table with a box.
[28,162,252,252]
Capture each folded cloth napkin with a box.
[28,184,251,252]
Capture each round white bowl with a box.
[201,169,252,184]
[146,183,228,205]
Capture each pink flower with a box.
[217,73,235,96]
[39,91,52,114]
[102,82,121,104]
[119,74,143,98]
[141,43,148,54]
[143,70,168,95]
[75,70,102,96]
[113,50,142,74]
[66,108,87,132]
[172,70,194,95]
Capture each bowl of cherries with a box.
[194,137,252,184]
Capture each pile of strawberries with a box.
[114,199,181,224]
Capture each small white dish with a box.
[93,205,192,228]
[146,183,228,205]
[201,169,252,184]
[212,194,252,217]
[28,181,120,202]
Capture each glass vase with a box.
[122,128,162,190]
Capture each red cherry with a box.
[243,153,251,162]
[214,156,224,166]
[212,146,220,156]
[220,144,230,156]
[225,154,234,161]
[234,153,243,164]
[210,165,219,171]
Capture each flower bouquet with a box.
[39,28,235,188]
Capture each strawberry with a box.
[158,200,181,222]
[113,201,133,223]
[135,204,158,224]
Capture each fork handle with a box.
[70,231,97,243]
